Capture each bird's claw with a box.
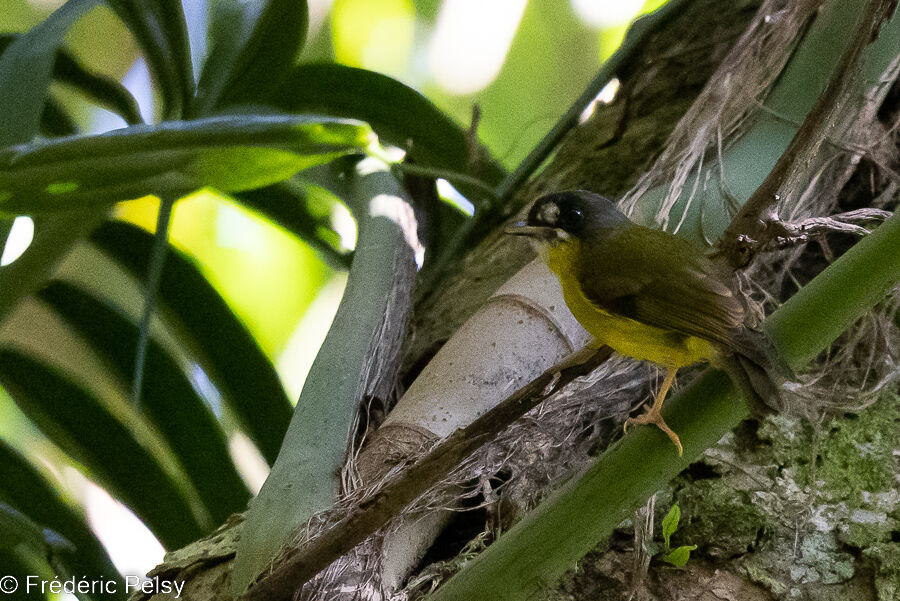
[624,406,683,456]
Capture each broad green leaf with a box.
[39,281,252,524]
[198,0,309,113]
[266,63,506,187]
[661,503,680,549]
[0,351,206,548]
[0,34,142,126]
[105,0,193,118]
[0,0,101,146]
[0,115,373,215]
[90,221,293,464]
[663,545,697,568]
[0,440,123,595]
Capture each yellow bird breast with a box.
[543,239,717,369]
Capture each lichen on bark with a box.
[547,393,900,601]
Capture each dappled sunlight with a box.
[427,0,527,95]
[228,432,270,495]
[276,273,348,401]
[579,77,621,123]
[437,178,474,216]
[330,201,357,251]
[82,476,165,578]
[571,0,644,27]
[0,216,34,267]
[332,0,415,77]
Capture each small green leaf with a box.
[661,503,681,549]
[663,545,697,568]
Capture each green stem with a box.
[232,157,418,594]
[767,209,900,369]
[390,163,497,203]
[132,195,174,409]
[426,211,900,601]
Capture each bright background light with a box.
[571,0,644,28]
[428,0,527,95]
[0,216,34,267]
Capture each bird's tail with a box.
[720,329,793,415]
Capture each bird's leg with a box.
[624,367,683,456]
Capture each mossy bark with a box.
[544,395,900,601]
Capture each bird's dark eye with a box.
[558,207,584,232]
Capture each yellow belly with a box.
[544,241,717,369]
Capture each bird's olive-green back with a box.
[575,224,747,351]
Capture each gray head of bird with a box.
[505,190,629,246]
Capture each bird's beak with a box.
[504,222,556,240]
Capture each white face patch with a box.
[538,201,560,225]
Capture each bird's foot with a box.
[624,406,683,456]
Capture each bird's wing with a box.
[577,227,745,349]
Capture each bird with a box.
[505,190,788,455]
